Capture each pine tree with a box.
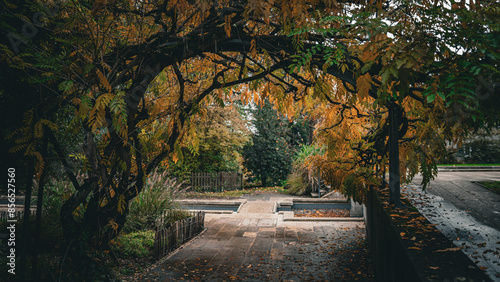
[243,99,294,187]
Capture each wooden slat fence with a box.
[190,172,242,192]
[154,211,205,258]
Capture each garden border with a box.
[276,197,365,221]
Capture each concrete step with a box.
[238,201,275,214]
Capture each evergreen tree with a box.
[243,99,295,187]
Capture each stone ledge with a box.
[281,210,364,222]
[175,199,246,214]
[292,197,349,203]
[175,199,246,206]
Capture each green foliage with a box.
[36,180,74,249]
[125,169,189,233]
[161,209,192,225]
[290,116,311,146]
[110,230,155,258]
[1,0,498,279]
[294,144,325,164]
[284,145,325,196]
[284,171,310,196]
[456,138,500,164]
[167,105,250,180]
[42,179,74,217]
[243,99,298,187]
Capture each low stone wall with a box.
[365,188,491,282]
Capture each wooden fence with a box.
[190,172,242,191]
[154,211,205,258]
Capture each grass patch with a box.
[437,163,500,167]
[110,230,155,258]
[477,181,500,195]
[109,230,156,278]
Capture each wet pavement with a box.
[407,171,500,280]
[136,194,375,281]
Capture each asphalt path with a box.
[411,171,500,231]
[409,171,500,280]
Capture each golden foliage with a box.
[118,195,126,214]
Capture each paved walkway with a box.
[136,195,375,281]
[408,171,500,280]
[412,171,500,231]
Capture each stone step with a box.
[238,201,275,214]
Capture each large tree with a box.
[243,98,295,187]
[166,103,250,179]
[1,0,498,278]
[292,0,500,203]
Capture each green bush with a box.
[124,169,189,232]
[284,145,324,196]
[162,209,192,225]
[284,171,309,196]
[110,230,155,258]
[441,131,500,164]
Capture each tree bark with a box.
[388,102,401,206]
[32,135,48,277]
[19,157,34,281]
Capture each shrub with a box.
[110,230,155,258]
[124,169,189,232]
[284,145,325,196]
[284,171,309,196]
[442,130,500,164]
[160,209,192,225]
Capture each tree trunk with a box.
[59,181,132,280]
[388,102,401,206]
[32,136,48,277]
[19,157,34,281]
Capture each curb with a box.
[291,197,349,203]
[175,199,246,214]
[438,166,500,172]
[280,211,365,222]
